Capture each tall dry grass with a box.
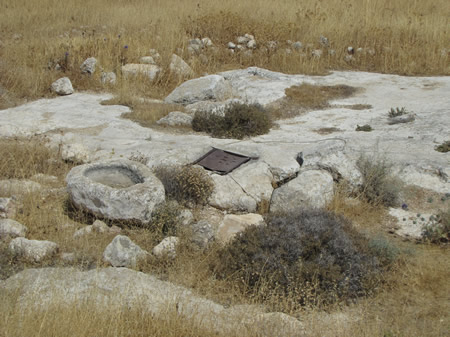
[0,0,448,108]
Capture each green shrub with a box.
[356,124,373,132]
[149,201,182,241]
[368,235,401,264]
[213,209,389,307]
[356,155,400,207]
[435,140,450,153]
[154,165,214,207]
[192,103,272,139]
[388,107,408,118]
[421,209,450,244]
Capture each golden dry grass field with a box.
[0,1,449,336]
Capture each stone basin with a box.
[66,160,165,223]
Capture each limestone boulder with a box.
[169,54,194,78]
[217,213,265,244]
[103,235,148,268]
[65,159,165,223]
[51,77,74,96]
[9,238,58,262]
[165,75,232,105]
[208,174,257,212]
[80,57,97,74]
[0,219,27,239]
[152,236,179,258]
[270,170,334,213]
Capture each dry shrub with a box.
[154,165,214,207]
[148,201,183,241]
[356,155,400,207]
[192,103,272,139]
[421,209,450,244]
[213,209,393,308]
[435,140,450,153]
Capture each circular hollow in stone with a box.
[66,159,165,223]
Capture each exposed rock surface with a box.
[103,235,148,268]
[51,77,74,95]
[152,236,179,258]
[0,219,27,239]
[66,159,165,223]
[0,267,304,336]
[217,213,265,244]
[8,238,58,262]
[270,170,334,213]
[156,111,193,127]
[389,208,433,239]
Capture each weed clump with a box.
[213,209,390,307]
[154,165,214,207]
[435,140,450,153]
[356,124,373,132]
[421,209,450,244]
[192,103,271,139]
[356,155,400,207]
[388,107,408,118]
[149,201,183,241]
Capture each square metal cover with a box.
[194,148,251,175]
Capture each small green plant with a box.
[421,209,450,244]
[154,165,214,207]
[192,103,272,139]
[388,107,408,118]
[356,124,373,132]
[356,155,400,207]
[434,140,450,153]
[149,201,183,241]
[368,235,401,264]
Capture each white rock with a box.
[51,77,74,96]
[237,36,249,44]
[73,225,93,238]
[201,37,213,47]
[227,42,236,49]
[312,49,323,58]
[169,54,194,78]
[319,36,329,48]
[267,41,278,50]
[9,238,58,262]
[103,235,148,268]
[139,56,156,64]
[157,111,193,127]
[292,41,303,50]
[247,40,257,49]
[178,209,194,226]
[92,219,109,233]
[121,64,161,81]
[152,236,179,258]
[208,174,257,212]
[165,75,232,105]
[100,72,116,85]
[149,49,161,62]
[217,213,265,244]
[270,170,334,213]
[190,220,214,249]
[0,197,16,219]
[0,219,27,238]
[61,143,90,163]
[244,34,254,41]
[80,57,97,74]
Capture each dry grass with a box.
[0,0,448,110]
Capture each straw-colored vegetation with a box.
[0,0,449,335]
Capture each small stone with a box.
[169,54,194,78]
[140,56,156,64]
[285,48,292,55]
[227,42,236,49]
[237,36,249,44]
[247,39,257,49]
[312,49,323,58]
[347,46,354,54]
[103,235,148,268]
[121,64,161,81]
[152,236,179,258]
[178,209,194,226]
[328,49,336,56]
[0,219,27,239]
[356,47,364,53]
[61,252,76,263]
[201,37,213,47]
[267,41,278,50]
[244,33,254,41]
[100,72,116,85]
[92,220,109,233]
[0,198,16,219]
[367,48,376,56]
[292,41,303,50]
[80,57,97,74]
[73,225,93,238]
[9,238,58,262]
[149,49,161,62]
[156,111,193,127]
[51,77,74,96]
[190,220,214,249]
[319,35,329,48]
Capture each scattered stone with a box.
[0,179,42,195]
[247,39,257,49]
[178,209,194,226]
[51,77,74,96]
[149,49,161,62]
[190,220,214,249]
[292,41,303,50]
[140,56,156,64]
[237,36,249,44]
[227,42,236,49]
[152,236,179,258]
[61,252,76,263]
[156,111,193,127]
[165,75,232,105]
[347,46,354,54]
[217,213,265,244]
[0,198,16,219]
[73,225,93,238]
[121,64,161,81]
[61,143,90,164]
[201,37,213,47]
[319,36,329,48]
[367,48,376,56]
[103,235,148,268]
[66,159,165,223]
[328,49,336,56]
[345,55,354,62]
[80,57,97,74]
[0,219,27,239]
[92,219,109,233]
[270,170,334,213]
[9,238,58,262]
[356,47,364,53]
[267,41,278,50]
[100,72,116,85]
[169,54,194,78]
[312,49,323,58]
[285,48,292,55]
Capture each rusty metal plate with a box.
[194,148,251,175]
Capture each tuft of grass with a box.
[356,155,400,207]
[192,102,272,139]
[153,165,214,207]
[356,124,373,132]
[148,201,183,241]
[388,107,408,118]
[434,140,450,153]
